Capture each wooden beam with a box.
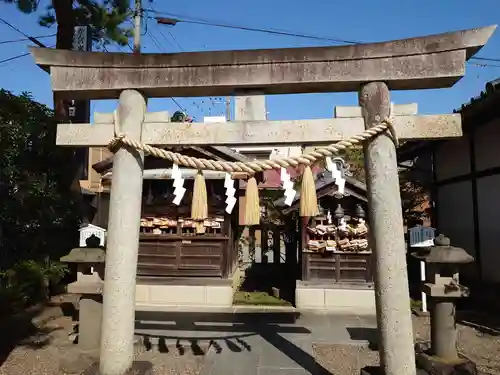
[30,26,496,99]
[56,114,462,147]
[101,169,248,180]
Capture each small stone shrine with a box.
[60,236,105,352]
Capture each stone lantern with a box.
[60,240,105,352]
[411,234,475,375]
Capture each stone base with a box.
[135,277,233,310]
[412,307,430,317]
[360,366,428,375]
[82,361,153,375]
[296,281,376,315]
[416,352,477,375]
[78,295,103,351]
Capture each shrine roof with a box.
[92,145,253,175]
[273,172,367,214]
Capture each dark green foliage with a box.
[0,90,78,314]
[0,260,69,315]
[343,147,365,181]
[170,111,193,123]
[3,0,133,48]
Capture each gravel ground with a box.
[2,302,500,375]
[0,299,208,375]
[314,315,500,375]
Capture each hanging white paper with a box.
[224,172,236,214]
[327,209,332,224]
[280,167,289,181]
[325,157,334,172]
[335,176,346,194]
[284,188,296,206]
[171,164,186,205]
[225,185,236,198]
[224,172,233,188]
[283,179,293,191]
[339,217,348,230]
[280,167,296,206]
[225,196,237,214]
[331,162,341,181]
[172,192,184,206]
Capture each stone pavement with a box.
[134,307,378,375]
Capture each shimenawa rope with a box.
[108,111,398,173]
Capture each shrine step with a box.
[135,279,234,309]
[296,281,376,315]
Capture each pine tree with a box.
[3,0,133,49]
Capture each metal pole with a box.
[133,0,142,54]
[226,96,231,121]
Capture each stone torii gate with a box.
[31,26,495,375]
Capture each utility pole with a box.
[133,0,142,54]
[225,96,231,120]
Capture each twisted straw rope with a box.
[108,114,398,174]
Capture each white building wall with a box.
[434,118,500,283]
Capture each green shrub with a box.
[0,260,69,315]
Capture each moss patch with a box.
[233,291,292,306]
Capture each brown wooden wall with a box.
[302,252,373,282]
[138,235,230,278]
[137,178,239,279]
[299,194,373,284]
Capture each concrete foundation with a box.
[296,281,376,314]
[135,278,234,310]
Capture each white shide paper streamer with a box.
[171,164,186,205]
[224,173,237,214]
[325,157,346,195]
[280,167,297,206]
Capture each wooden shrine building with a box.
[92,142,256,309]
[274,172,373,313]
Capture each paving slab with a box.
[135,310,377,375]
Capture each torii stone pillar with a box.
[360,82,416,375]
[99,90,146,375]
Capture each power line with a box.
[156,28,176,51]
[170,97,185,112]
[0,45,55,66]
[149,10,360,45]
[0,17,47,48]
[0,34,56,45]
[146,29,166,51]
[468,61,500,69]
[149,9,500,66]
[0,51,30,65]
[470,56,500,64]
[167,30,183,51]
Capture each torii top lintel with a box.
[31,26,496,100]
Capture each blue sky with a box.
[1,0,500,122]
